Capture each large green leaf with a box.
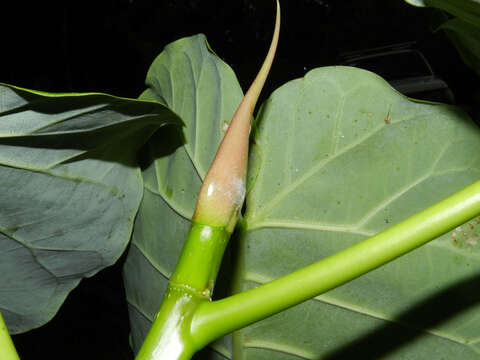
[122,34,243,359]
[425,0,480,26]
[236,67,480,359]
[123,35,480,359]
[405,0,480,75]
[437,17,480,76]
[428,0,480,76]
[405,0,480,22]
[0,84,181,333]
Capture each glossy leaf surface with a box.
[0,85,181,333]
[123,35,480,359]
[437,17,480,76]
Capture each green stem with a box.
[0,312,20,360]
[135,223,229,360]
[169,223,229,298]
[191,180,480,347]
[134,287,202,360]
[136,3,279,357]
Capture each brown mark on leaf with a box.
[450,216,480,251]
[384,105,392,124]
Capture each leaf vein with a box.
[130,241,171,280]
[143,184,193,221]
[354,172,431,228]
[247,219,372,236]
[247,122,385,226]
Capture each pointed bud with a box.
[193,0,280,232]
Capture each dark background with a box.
[2,0,478,359]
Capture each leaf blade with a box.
[0,84,181,333]
[236,66,480,359]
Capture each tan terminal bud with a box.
[193,0,280,232]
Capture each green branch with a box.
[191,180,480,347]
[135,224,229,360]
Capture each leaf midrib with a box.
[0,161,120,192]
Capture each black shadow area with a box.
[323,271,480,359]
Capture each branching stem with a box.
[191,180,480,346]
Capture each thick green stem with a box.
[0,312,20,360]
[134,287,202,360]
[191,180,480,347]
[169,223,230,298]
[135,223,229,360]
[136,2,280,358]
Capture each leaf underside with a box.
[123,35,480,359]
[0,85,180,333]
[238,66,480,359]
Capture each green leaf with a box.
[122,34,243,358]
[425,0,480,26]
[437,18,480,76]
[236,66,480,359]
[0,84,181,333]
[421,0,480,75]
[124,35,480,359]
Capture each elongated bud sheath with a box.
[193,0,280,232]
[136,7,281,358]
